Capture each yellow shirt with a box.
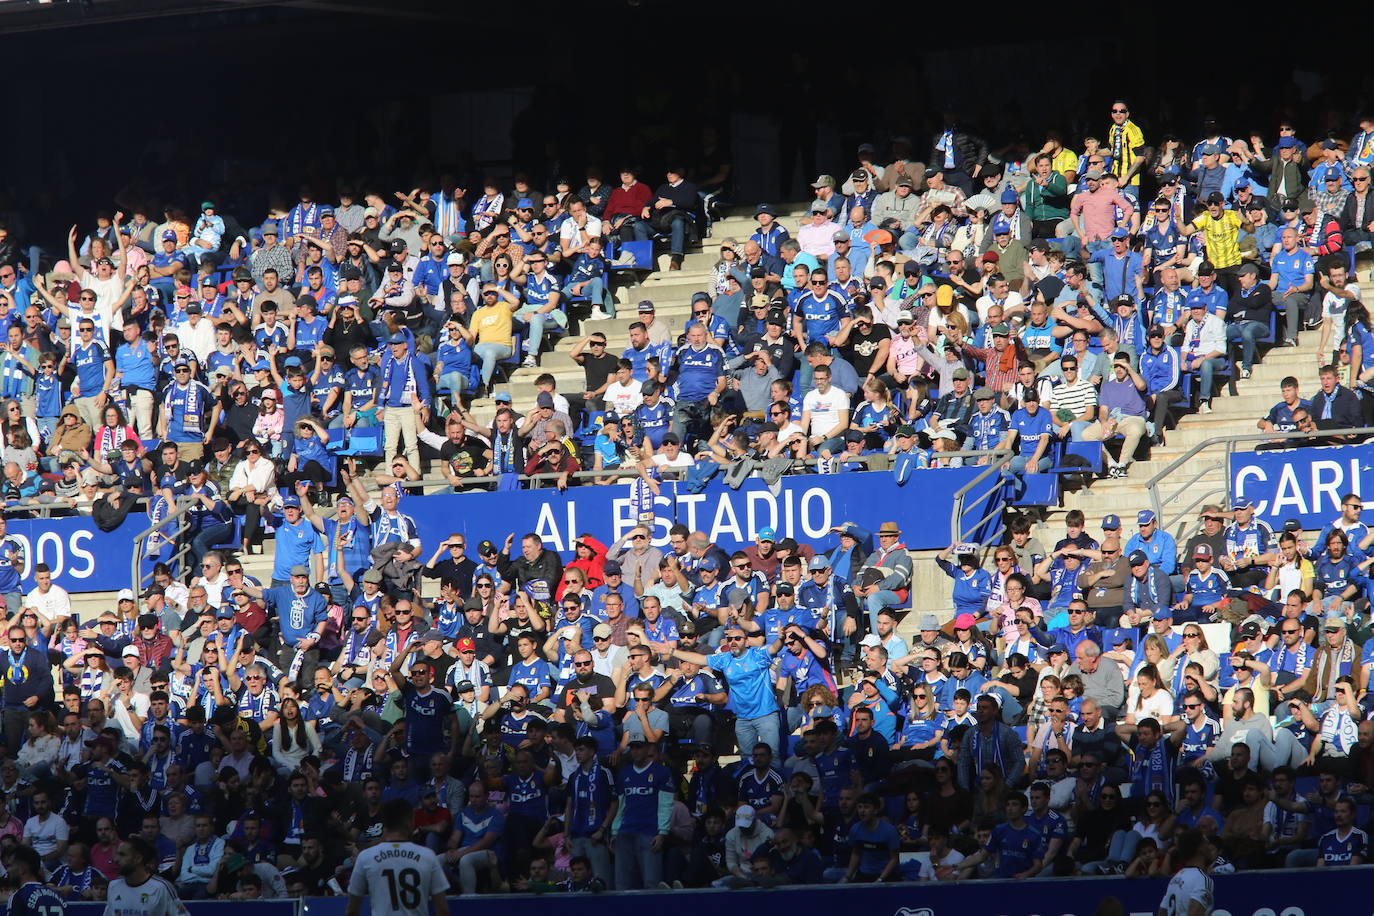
[472,304,513,348]
[1190,210,1243,269]
[1050,148,1078,180]
[1107,120,1146,186]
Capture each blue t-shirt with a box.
[988,820,1043,877]
[617,761,674,836]
[265,585,328,646]
[1271,249,1315,293]
[271,516,316,582]
[1319,827,1367,866]
[400,683,452,754]
[671,345,725,402]
[705,646,777,719]
[1009,407,1054,457]
[848,819,899,875]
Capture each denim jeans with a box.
[474,343,513,386]
[189,523,234,571]
[1190,356,1227,402]
[672,399,713,441]
[662,213,688,255]
[438,370,468,396]
[1084,240,1110,285]
[735,712,781,758]
[570,835,614,888]
[865,590,903,633]
[515,313,553,355]
[566,277,613,314]
[1227,319,1267,369]
[613,832,662,889]
[1010,454,1049,473]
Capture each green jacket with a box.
[1021,173,1070,222]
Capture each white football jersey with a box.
[1158,866,1214,916]
[104,876,188,916]
[348,841,449,916]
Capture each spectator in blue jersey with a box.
[935,542,994,620]
[1173,544,1232,624]
[444,780,505,894]
[667,324,726,442]
[240,566,327,688]
[1317,797,1367,866]
[563,737,616,881]
[1004,386,1054,472]
[957,790,1041,878]
[611,739,675,889]
[839,792,899,883]
[1258,376,1312,448]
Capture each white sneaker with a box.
[1241,367,1251,379]
[586,309,613,321]
[520,354,538,368]
[1200,401,1212,414]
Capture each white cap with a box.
[121,645,140,657]
[562,627,582,641]
[735,805,756,828]
[859,634,883,648]
[117,588,135,602]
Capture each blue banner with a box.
[401,468,999,556]
[4,514,145,596]
[297,865,1366,916]
[1230,443,1374,528]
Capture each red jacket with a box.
[561,535,608,597]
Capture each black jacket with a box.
[1226,284,1274,325]
[1310,385,1363,430]
[929,128,988,177]
[1341,190,1374,233]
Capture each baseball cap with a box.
[1101,514,1121,530]
[281,494,301,509]
[735,805,756,828]
[918,613,940,630]
[516,198,534,209]
[603,560,622,576]
[1128,550,1149,566]
[757,527,776,543]
[446,252,465,266]
[117,588,135,603]
[1138,510,1156,525]
[1232,497,1254,510]
[592,623,613,640]
[1109,227,1129,240]
[362,569,384,584]
[137,613,158,629]
[858,634,882,648]
[954,612,977,630]
[1193,544,1213,559]
[808,555,831,570]
[637,300,655,312]
[289,564,309,577]
[810,175,835,189]
[122,645,140,658]
[1324,616,1347,632]
[1152,607,1173,621]
[536,391,555,408]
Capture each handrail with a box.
[129,497,198,595]
[1147,426,1374,537]
[948,450,1015,546]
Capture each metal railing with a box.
[1147,426,1374,541]
[129,497,199,595]
[385,449,981,494]
[948,450,1015,547]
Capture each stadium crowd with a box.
[0,100,1366,900]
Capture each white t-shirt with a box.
[652,453,694,471]
[347,841,449,916]
[777,421,806,444]
[23,584,70,620]
[560,217,603,245]
[604,380,643,415]
[1158,866,1214,916]
[81,270,127,334]
[974,292,1025,323]
[22,812,68,856]
[105,875,188,916]
[802,387,850,437]
[1322,282,1360,343]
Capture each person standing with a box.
[346,799,450,916]
[378,333,428,470]
[1157,828,1215,916]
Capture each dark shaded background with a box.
[2,2,1371,252]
